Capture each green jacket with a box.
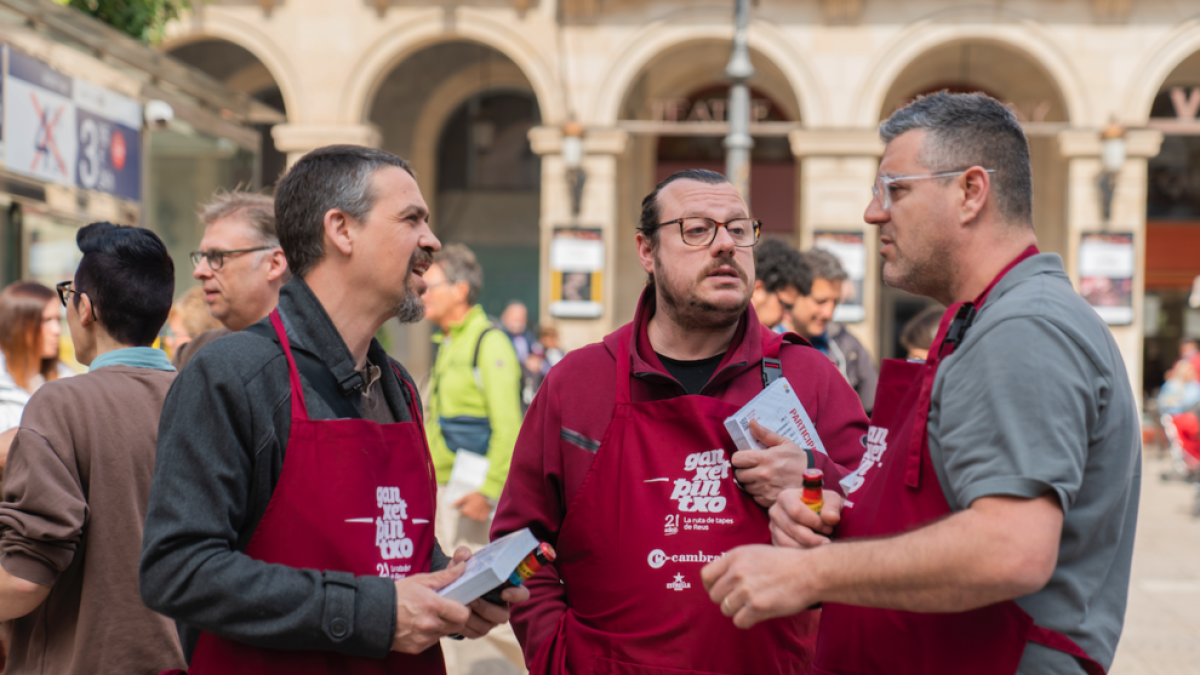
[426,305,523,500]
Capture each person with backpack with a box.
[421,243,525,669]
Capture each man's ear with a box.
[323,209,355,257]
[958,166,991,226]
[265,248,289,282]
[78,293,96,327]
[636,232,655,275]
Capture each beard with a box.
[654,251,750,331]
[395,248,433,324]
[881,229,958,301]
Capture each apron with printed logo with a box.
[529,328,818,675]
[179,309,444,675]
[813,248,1106,675]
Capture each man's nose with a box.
[864,195,888,226]
[193,260,213,280]
[710,226,737,254]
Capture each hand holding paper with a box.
[731,420,812,508]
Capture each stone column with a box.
[1057,128,1164,397]
[790,129,884,358]
[271,123,383,166]
[529,126,629,351]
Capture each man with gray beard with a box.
[140,146,526,674]
[491,169,868,675]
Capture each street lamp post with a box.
[724,0,754,200]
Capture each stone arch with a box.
[160,14,303,121]
[590,11,825,126]
[1124,18,1200,122]
[409,63,535,201]
[342,12,560,128]
[856,17,1088,127]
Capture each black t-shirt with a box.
[657,352,726,396]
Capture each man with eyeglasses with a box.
[492,169,868,675]
[750,238,808,332]
[172,191,289,369]
[0,222,185,674]
[705,93,1138,675]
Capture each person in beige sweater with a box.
[0,222,184,675]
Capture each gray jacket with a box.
[828,322,879,414]
[140,278,448,661]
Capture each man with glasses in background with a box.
[172,191,289,368]
[705,93,1139,675]
[492,169,868,675]
[750,238,809,333]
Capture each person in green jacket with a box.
[422,243,524,669]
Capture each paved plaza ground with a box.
[448,454,1200,675]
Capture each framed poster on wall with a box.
[1078,232,1134,325]
[549,227,604,319]
[813,231,866,323]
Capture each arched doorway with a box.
[875,40,1071,359]
[614,40,802,322]
[1143,51,1200,394]
[367,41,542,371]
[167,39,288,187]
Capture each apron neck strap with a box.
[616,328,634,405]
[269,309,310,422]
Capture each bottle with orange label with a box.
[801,468,824,514]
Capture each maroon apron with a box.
[813,248,1106,675]
[530,328,819,675]
[183,309,445,675]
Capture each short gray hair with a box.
[880,92,1032,226]
[434,243,484,306]
[274,145,415,277]
[199,190,278,246]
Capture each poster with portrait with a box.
[813,231,866,323]
[1078,232,1134,325]
[550,227,604,319]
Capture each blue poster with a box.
[75,108,140,201]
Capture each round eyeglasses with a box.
[651,217,762,247]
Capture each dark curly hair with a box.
[754,239,812,295]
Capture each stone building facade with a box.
[162,0,1200,394]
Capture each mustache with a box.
[699,256,748,283]
[407,248,434,274]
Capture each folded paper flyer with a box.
[436,528,538,604]
[723,377,827,455]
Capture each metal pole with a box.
[724,0,754,201]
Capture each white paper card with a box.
[437,528,539,604]
[723,377,827,455]
[444,450,490,504]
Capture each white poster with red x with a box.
[4,48,78,187]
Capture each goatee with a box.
[396,248,433,324]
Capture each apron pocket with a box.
[590,656,775,675]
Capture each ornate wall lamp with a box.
[1099,120,1126,222]
[562,120,586,218]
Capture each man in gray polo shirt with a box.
[703,92,1139,675]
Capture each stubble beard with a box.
[654,251,749,331]
[882,231,958,302]
[395,249,433,324]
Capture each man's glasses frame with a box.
[650,217,762,248]
[190,246,274,270]
[55,280,76,307]
[872,168,995,212]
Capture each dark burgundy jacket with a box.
[491,290,870,667]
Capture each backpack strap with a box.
[472,327,499,393]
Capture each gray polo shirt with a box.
[926,253,1140,674]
